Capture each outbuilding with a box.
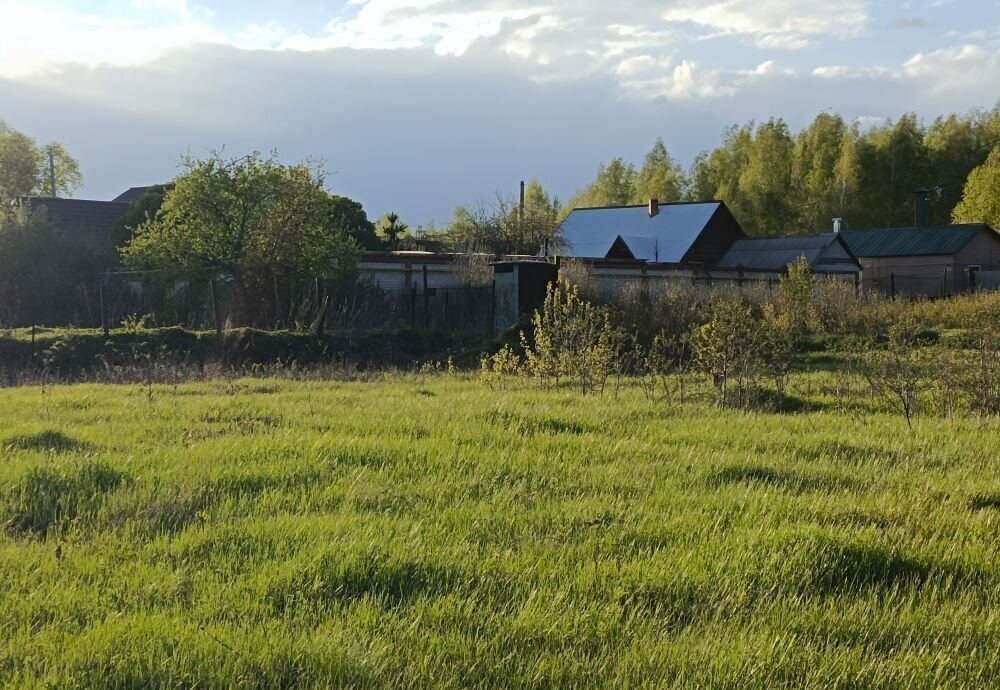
[840,223,1000,296]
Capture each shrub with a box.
[691,297,764,409]
[521,280,619,394]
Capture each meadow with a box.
[2,372,1000,689]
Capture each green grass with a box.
[2,374,1000,688]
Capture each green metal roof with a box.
[839,224,987,257]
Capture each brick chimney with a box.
[648,198,659,218]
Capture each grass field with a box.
[2,374,1000,688]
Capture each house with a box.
[554,199,745,264]
[24,196,130,267]
[840,224,1000,296]
[718,233,861,278]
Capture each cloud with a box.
[813,65,851,78]
[663,0,869,43]
[0,3,225,77]
[619,57,794,99]
[902,43,1000,96]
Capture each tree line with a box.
[561,106,1000,236]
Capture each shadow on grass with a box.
[2,462,130,537]
[710,465,856,494]
[969,493,1000,512]
[3,430,93,454]
[269,550,460,612]
[481,408,588,436]
[806,539,930,594]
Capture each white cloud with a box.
[813,65,851,78]
[901,43,1000,95]
[0,3,225,77]
[619,57,793,99]
[663,0,869,44]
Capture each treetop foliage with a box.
[565,105,1000,236]
[0,120,82,200]
[121,152,361,320]
[953,146,1000,229]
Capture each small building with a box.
[554,199,746,264]
[718,233,861,279]
[840,224,1000,296]
[24,196,130,267]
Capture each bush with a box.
[521,280,619,394]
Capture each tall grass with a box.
[2,375,1000,688]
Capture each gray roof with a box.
[25,197,129,237]
[111,187,153,204]
[839,224,990,257]
[556,202,722,262]
[718,233,859,271]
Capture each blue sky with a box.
[0,0,998,224]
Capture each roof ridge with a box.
[569,200,722,212]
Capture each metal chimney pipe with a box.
[914,188,931,227]
[519,180,525,226]
[832,218,843,234]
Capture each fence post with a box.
[890,273,896,299]
[410,286,417,330]
[444,290,450,331]
[99,282,109,337]
[422,265,430,330]
[209,278,223,341]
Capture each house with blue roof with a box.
[554,199,746,265]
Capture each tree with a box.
[111,184,174,252]
[635,138,686,204]
[0,203,95,326]
[121,152,359,326]
[566,158,638,211]
[327,195,379,250]
[0,121,82,199]
[739,119,796,235]
[446,180,562,255]
[377,212,409,248]
[794,113,848,231]
[953,147,1000,229]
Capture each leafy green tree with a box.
[635,138,686,204]
[111,184,174,251]
[327,195,379,250]
[377,212,409,248]
[0,121,82,199]
[739,119,796,235]
[566,158,638,211]
[954,147,1000,228]
[794,113,848,231]
[122,152,359,325]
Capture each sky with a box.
[0,0,998,225]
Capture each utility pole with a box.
[48,147,57,197]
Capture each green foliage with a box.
[376,211,409,247]
[522,280,618,393]
[567,106,1000,235]
[122,152,360,325]
[446,181,561,255]
[479,344,521,389]
[953,147,1000,228]
[111,184,174,250]
[780,256,815,335]
[692,298,763,408]
[0,121,82,199]
[634,138,686,204]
